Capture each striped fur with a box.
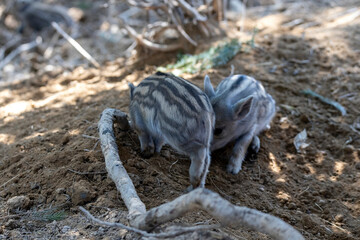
[129,72,215,189]
[204,75,276,174]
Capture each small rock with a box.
[334,214,344,222]
[68,7,85,22]
[301,215,313,228]
[137,161,147,169]
[355,162,360,170]
[118,229,128,237]
[56,188,66,194]
[30,182,40,190]
[61,225,71,233]
[70,180,96,205]
[5,219,20,230]
[161,150,171,159]
[288,202,296,210]
[127,158,136,167]
[61,134,71,145]
[6,195,31,213]
[343,145,355,154]
[98,227,105,233]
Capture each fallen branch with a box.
[51,22,100,68]
[90,108,305,240]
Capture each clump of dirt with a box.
[1,0,360,239]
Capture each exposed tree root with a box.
[80,108,305,239]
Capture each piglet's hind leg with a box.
[250,135,261,153]
[227,125,257,174]
[138,132,155,158]
[189,147,210,190]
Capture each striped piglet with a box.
[204,74,276,174]
[129,72,215,189]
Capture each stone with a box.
[6,195,31,213]
[70,180,96,205]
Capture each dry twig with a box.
[51,22,100,68]
[68,169,107,175]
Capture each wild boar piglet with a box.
[129,72,215,189]
[204,74,276,174]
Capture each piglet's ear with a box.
[232,95,253,120]
[128,83,135,100]
[204,75,215,99]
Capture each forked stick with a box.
[91,108,305,240]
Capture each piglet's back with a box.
[130,72,214,152]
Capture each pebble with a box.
[334,214,344,222]
[288,202,297,210]
[5,219,20,230]
[56,188,66,194]
[161,150,171,159]
[70,180,95,205]
[6,195,31,213]
[355,162,360,170]
[61,225,71,233]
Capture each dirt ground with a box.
[1,0,360,239]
